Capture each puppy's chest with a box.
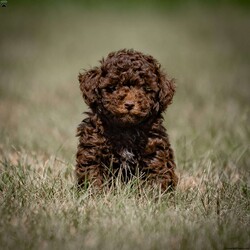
[110,147,139,176]
[105,130,147,169]
[119,148,137,166]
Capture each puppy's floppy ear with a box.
[158,73,176,112]
[78,67,101,108]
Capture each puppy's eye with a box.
[144,86,152,92]
[105,85,116,93]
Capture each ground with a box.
[0,4,249,250]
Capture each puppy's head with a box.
[79,49,175,126]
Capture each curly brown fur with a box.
[76,49,178,191]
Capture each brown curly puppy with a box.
[76,49,178,191]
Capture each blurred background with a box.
[0,0,249,173]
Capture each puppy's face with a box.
[100,81,159,125]
[79,49,175,126]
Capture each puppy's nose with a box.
[124,101,135,110]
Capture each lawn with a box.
[0,4,249,250]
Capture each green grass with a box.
[0,5,249,250]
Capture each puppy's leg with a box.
[76,149,103,189]
[142,136,178,191]
[76,117,108,189]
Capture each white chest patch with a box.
[120,149,135,170]
[121,149,134,161]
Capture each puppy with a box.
[76,49,178,190]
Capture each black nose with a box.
[124,101,135,110]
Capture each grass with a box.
[0,4,249,250]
